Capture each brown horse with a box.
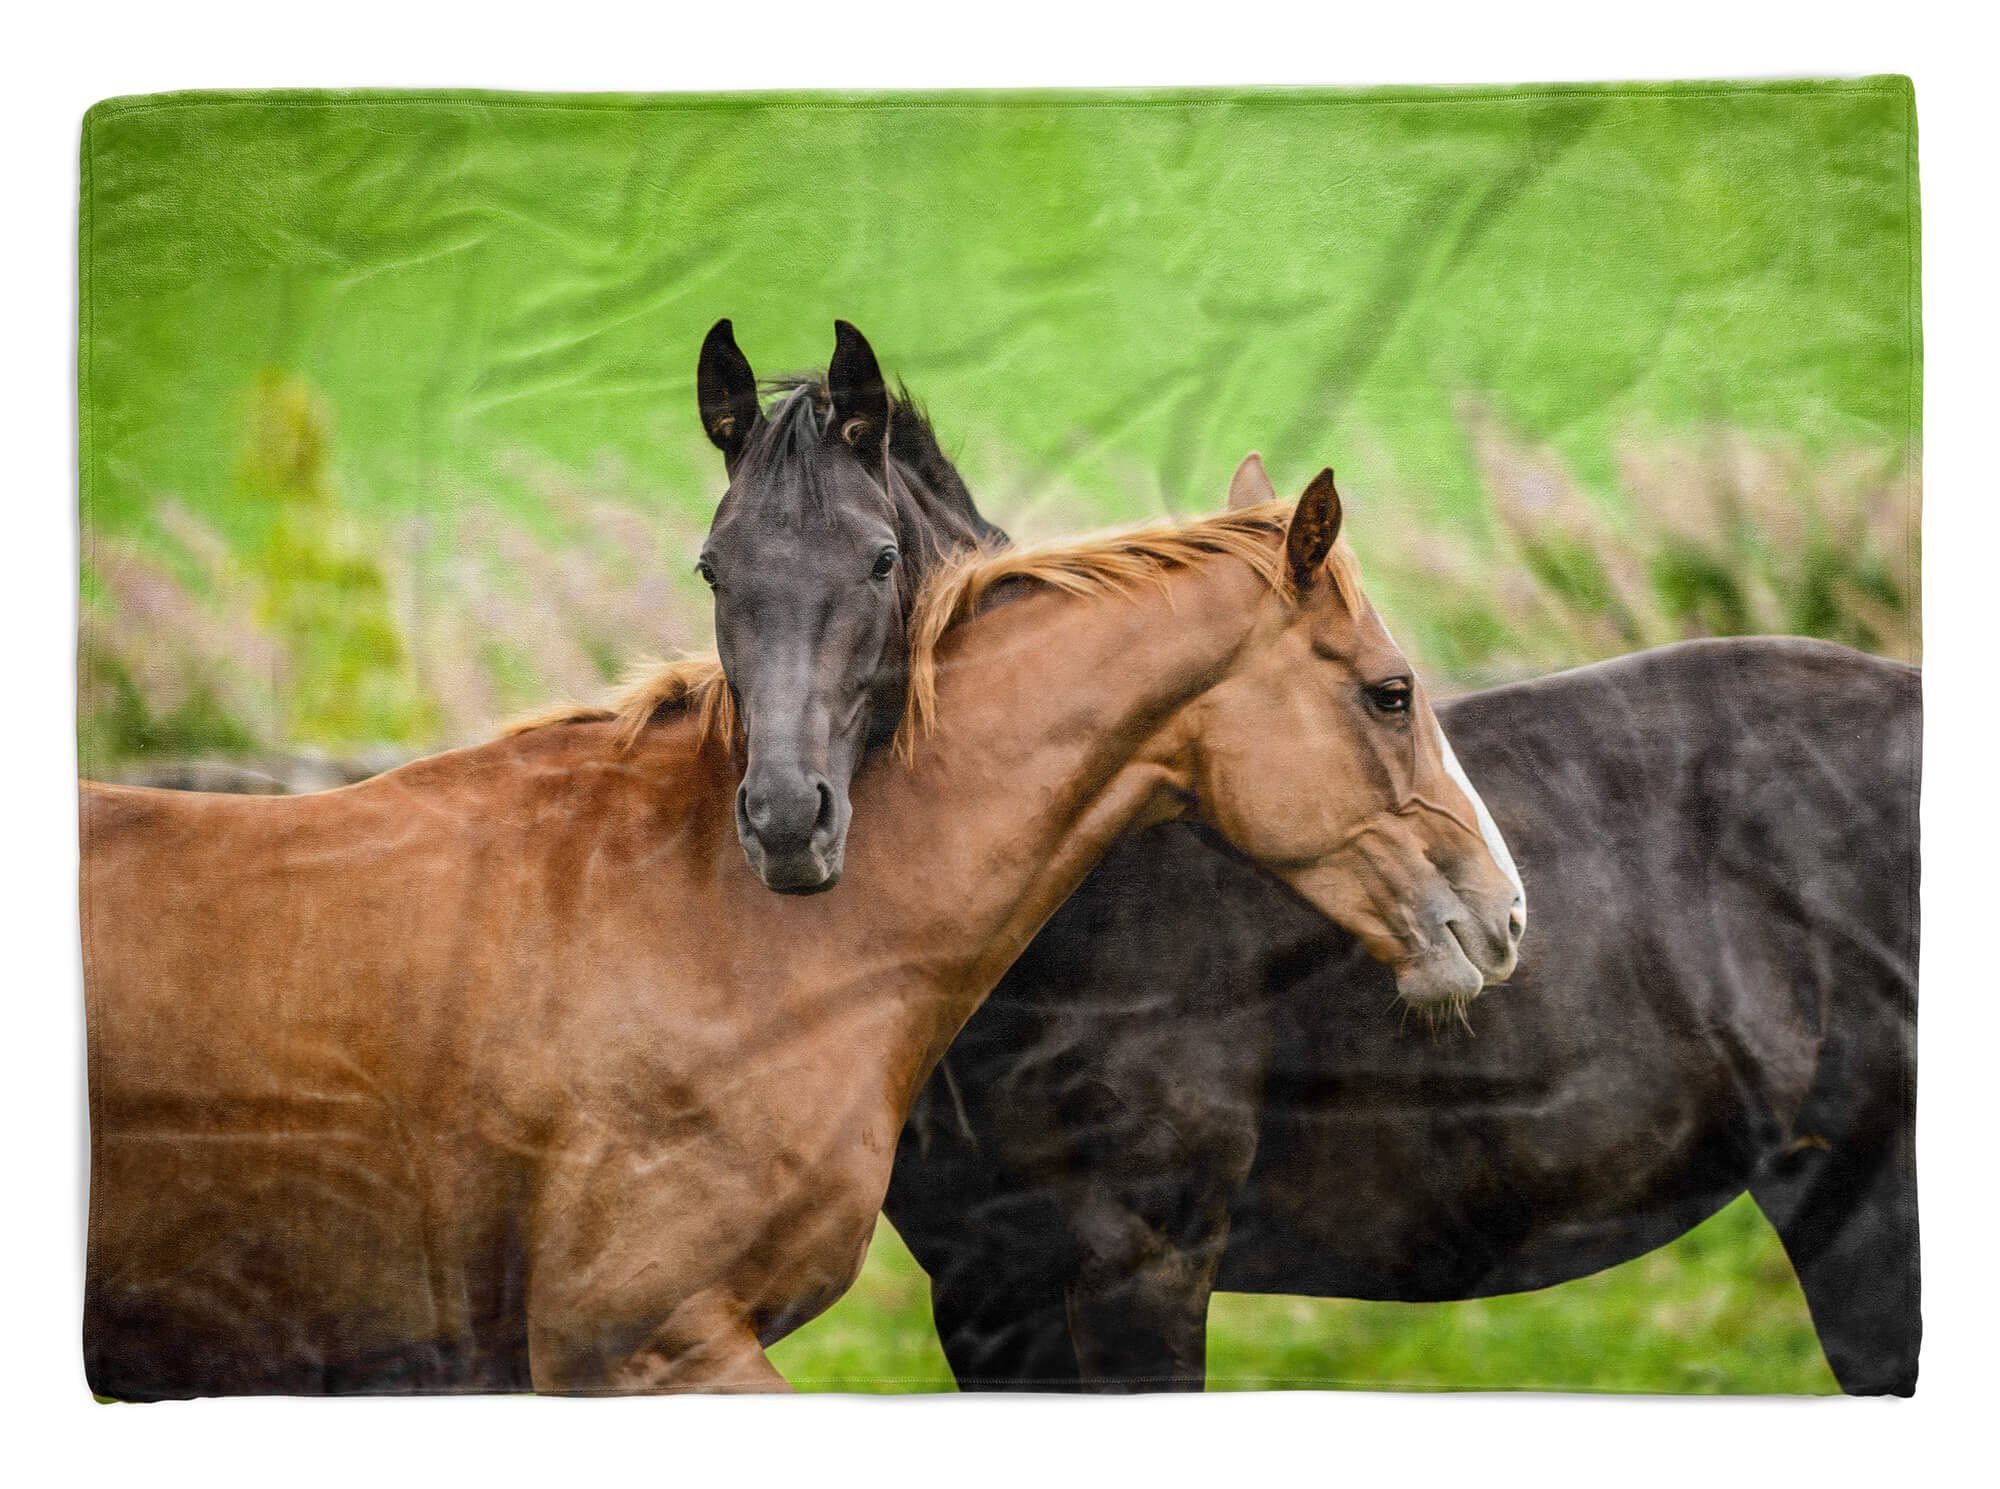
[82,479,1521,1397]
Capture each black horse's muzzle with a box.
[736,767,846,893]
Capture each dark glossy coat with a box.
[885,638,1919,1395]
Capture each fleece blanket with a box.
[79,81,1920,1397]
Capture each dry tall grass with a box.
[1365,407,1917,690]
[80,396,1918,769]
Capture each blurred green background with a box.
[79,82,1917,1391]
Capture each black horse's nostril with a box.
[738,770,833,856]
[736,781,766,837]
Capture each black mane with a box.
[751,375,1005,547]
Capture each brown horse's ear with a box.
[829,320,890,458]
[1227,451,1277,511]
[697,319,760,463]
[1285,468,1343,591]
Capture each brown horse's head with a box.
[1183,456,1525,1011]
[695,318,999,893]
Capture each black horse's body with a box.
[885,637,1919,1395]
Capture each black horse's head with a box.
[696,319,1001,893]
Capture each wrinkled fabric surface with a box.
[80,82,1919,1396]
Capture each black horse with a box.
[695,317,1003,893]
[886,638,1918,1396]
[693,320,1919,1395]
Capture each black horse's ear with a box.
[697,319,760,461]
[1285,468,1343,591]
[828,320,890,457]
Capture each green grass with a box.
[773,1197,1837,1393]
[1203,1196,1836,1393]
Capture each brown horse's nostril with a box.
[1508,898,1526,939]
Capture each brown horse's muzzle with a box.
[1283,821,1524,1012]
[1392,876,1523,1010]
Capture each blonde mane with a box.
[506,501,1360,758]
[897,503,1304,754]
[503,655,738,753]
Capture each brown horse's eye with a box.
[1366,678,1412,715]
[871,547,899,581]
[695,559,717,589]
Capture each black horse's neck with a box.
[882,384,1007,552]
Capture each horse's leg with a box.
[927,1252,1081,1393]
[1747,947,1918,1399]
[886,1058,1085,1392]
[1044,1004,1266,1393]
[899,1169,1081,1391]
[524,1264,788,1392]
[523,1139,802,1395]
[1750,1125,1919,1395]
[526,1285,790,1395]
[1062,1191,1226,1393]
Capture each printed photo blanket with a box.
[79,80,1919,1397]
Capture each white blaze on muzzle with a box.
[1433,720,1525,914]
[1374,621,1525,916]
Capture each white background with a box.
[3,3,1991,1483]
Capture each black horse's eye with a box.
[695,559,717,589]
[1365,678,1413,715]
[871,547,899,581]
